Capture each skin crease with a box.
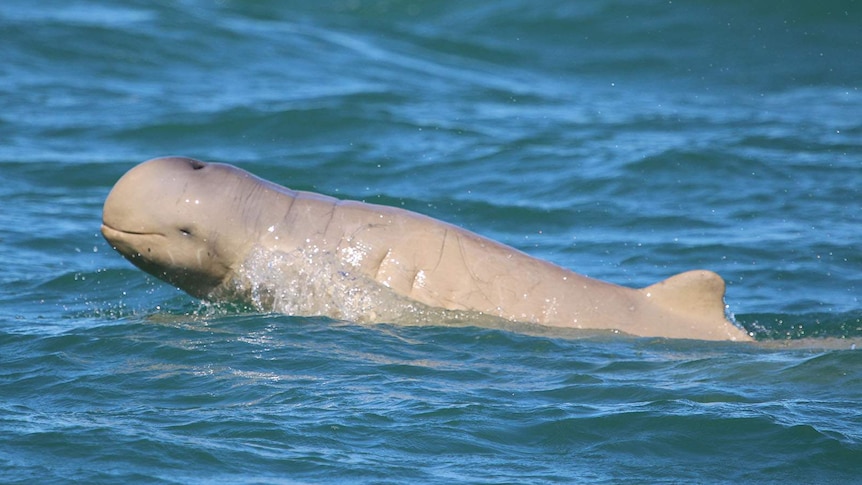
[101,157,753,341]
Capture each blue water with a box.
[2,1,861,483]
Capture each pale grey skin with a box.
[101,157,752,341]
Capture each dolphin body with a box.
[101,157,752,341]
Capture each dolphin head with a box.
[101,157,265,298]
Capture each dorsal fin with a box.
[641,270,728,321]
[639,269,751,340]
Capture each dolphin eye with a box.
[179,227,192,236]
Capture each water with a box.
[2,0,861,483]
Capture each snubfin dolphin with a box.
[101,157,752,341]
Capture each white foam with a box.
[208,245,513,329]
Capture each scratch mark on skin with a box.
[320,201,338,240]
[455,232,476,281]
[431,229,448,273]
[279,194,297,231]
[454,231,494,308]
[241,183,270,222]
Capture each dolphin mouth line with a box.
[100,223,165,237]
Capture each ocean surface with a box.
[2,0,861,483]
